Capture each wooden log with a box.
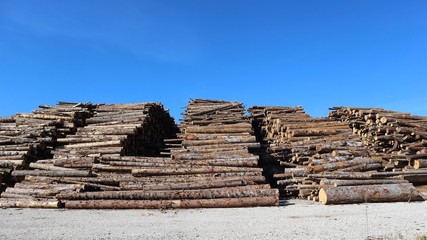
[132,166,262,177]
[29,163,75,171]
[308,172,373,180]
[64,195,279,209]
[4,188,61,197]
[122,179,251,191]
[63,140,122,149]
[172,152,257,161]
[0,193,35,199]
[58,186,275,200]
[105,158,258,167]
[318,183,421,205]
[414,159,427,169]
[400,174,427,185]
[12,170,93,177]
[0,199,59,208]
[326,179,409,187]
[182,136,256,146]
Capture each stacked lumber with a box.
[1,102,180,208]
[248,106,424,204]
[0,102,95,184]
[161,99,279,207]
[52,102,175,158]
[56,100,278,208]
[329,107,427,173]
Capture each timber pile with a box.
[249,106,424,204]
[0,102,95,189]
[328,107,427,202]
[0,102,180,208]
[163,99,280,207]
[329,107,427,171]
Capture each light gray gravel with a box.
[0,200,426,240]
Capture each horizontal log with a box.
[322,179,409,187]
[414,159,427,169]
[58,186,276,200]
[12,170,93,177]
[182,136,256,146]
[29,163,75,171]
[0,199,59,208]
[319,183,421,205]
[63,140,122,149]
[132,166,262,177]
[64,196,279,209]
[122,179,251,191]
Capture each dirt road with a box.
[0,200,426,240]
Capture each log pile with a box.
[162,99,279,207]
[329,107,427,171]
[0,102,95,191]
[0,102,180,208]
[249,106,424,204]
[56,100,278,208]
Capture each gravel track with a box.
[1,200,426,240]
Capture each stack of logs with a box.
[328,107,427,201]
[0,102,181,208]
[0,102,95,193]
[249,106,425,204]
[166,99,279,207]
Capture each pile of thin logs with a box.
[0,102,95,191]
[55,100,277,208]
[329,107,427,171]
[328,107,427,201]
[0,102,180,208]
[163,99,279,207]
[249,106,424,204]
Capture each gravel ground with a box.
[0,200,426,240]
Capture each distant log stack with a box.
[161,99,279,208]
[1,102,179,208]
[0,102,95,190]
[329,107,427,175]
[1,102,425,207]
[249,106,423,204]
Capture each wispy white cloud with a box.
[0,1,204,64]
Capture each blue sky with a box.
[1,1,426,121]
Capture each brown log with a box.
[310,158,381,173]
[29,163,75,171]
[12,170,93,177]
[319,183,421,205]
[0,199,59,208]
[122,179,251,191]
[414,159,427,169]
[58,186,275,200]
[326,179,409,186]
[400,174,427,185]
[64,196,279,209]
[182,136,256,146]
[132,166,262,177]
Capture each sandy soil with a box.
[0,200,426,240]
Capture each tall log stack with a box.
[57,100,278,208]
[1,101,426,207]
[161,99,280,207]
[249,106,424,204]
[328,107,427,201]
[0,102,95,193]
[0,102,181,208]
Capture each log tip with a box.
[318,188,328,205]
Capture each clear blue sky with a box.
[1,1,426,121]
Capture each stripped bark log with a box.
[318,183,421,204]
